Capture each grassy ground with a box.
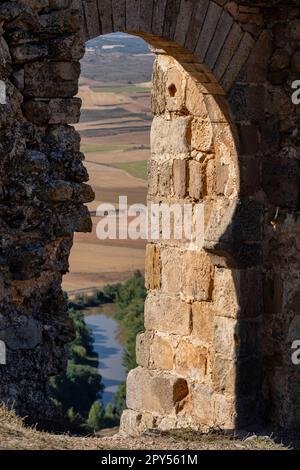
[110,161,148,180]
[0,405,289,451]
[81,144,131,153]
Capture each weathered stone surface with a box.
[23,98,81,125]
[191,119,213,152]
[189,160,203,200]
[181,251,214,302]
[127,367,188,415]
[151,116,191,158]
[175,339,208,381]
[0,0,298,436]
[145,244,161,290]
[173,159,187,198]
[150,334,174,370]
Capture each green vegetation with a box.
[92,85,151,94]
[110,160,148,180]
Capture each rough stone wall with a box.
[0,0,91,422]
[0,0,300,432]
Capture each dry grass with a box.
[0,405,289,451]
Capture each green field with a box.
[92,85,151,94]
[110,160,148,180]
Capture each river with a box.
[85,309,127,406]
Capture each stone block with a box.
[205,9,233,70]
[185,78,208,118]
[185,0,209,52]
[151,116,191,158]
[24,62,80,98]
[191,119,213,152]
[188,160,203,200]
[173,159,187,198]
[158,161,172,197]
[166,65,186,112]
[145,244,161,290]
[213,316,237,359]
[126,367,189,415]
[195,2,222,61]
[213,23,243,80]
[212,354,236,395]
[221,33,254,91]
[119,409,157,437]
[11,44,48,63]
[213,393,236,429]
[161,247,181,294]
[181,250,214,302]
[148,159,159,196]
[175,339,208,381]
[192,302,215,344]
[191,384,214,426]
[150,334,174,370]
[23,98,81,125]
[144,292,191,335]
[136,331,153,368]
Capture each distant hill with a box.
[82,33,155,84]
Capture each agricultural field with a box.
[62,34,154,292]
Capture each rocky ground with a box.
[0,405,290,451]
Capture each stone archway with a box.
[0,0,299,432]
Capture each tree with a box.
[88,401,104,431]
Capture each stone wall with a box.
[0,0,300,432]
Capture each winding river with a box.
[85,308,127,406]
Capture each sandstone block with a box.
[150,334,174,370]
[175,339,208,381]
[185,78,208,118]
[173,159,187,198]
[161,247,181,294]
[212,354,236,394]
[191,384,214,426]
[126,367,189,415]
[24,62,80,98]
[191,119,213,152]
[23,98,81,125]
[136,331,153,368]
[144,292,191,335]
[181,250,214,302]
